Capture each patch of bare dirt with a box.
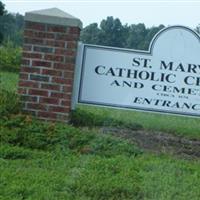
[99,127,200,160]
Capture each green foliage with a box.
[70,107,143,130]
[0,40,22,72]
[0,114,141,157]
[68,156,142,200]
[0,144,35,159]
[0,1,5,44]
[0,1,5,16]
[99,16,129,48]
[1,142,200,199]
[77,105,200,139]
[126,23,147,50]
[0,71,200,200]
[0,71,18,92]
[135,155,200,200]
[0,89,21,116]
[0,11,24,46]
[0,150,142,200]
[81,17,165,50]
[80,23,101,45]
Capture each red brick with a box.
[34,32,47,39]
[61,100,71,106]
[24,30,55,39]
[63,71,74,79]
[35,32,54,39]
[38,111,57,119]
[66,50,75,56]
[32,60,52,68]
[44,54,64,62]
[41,83,60,91]
[49,106,70,113]
[45,33,55,39]
[54,49,75,56]
[27,103,46,111]
[21,95,38,102]
[19,80,39,88]
[39,97,59,104]
[53,63,67,70]
[67,41,77,49]
[33,46,54,53]
[24,30,34,37]
[53,63,75,70]
[66,79,73,85]
[69,27,81,34]
[54,48,68,55]
[65,57,75,64]
[18,88,27,95]
[23,52,42,59]
[24,37,44,45]
[21,59,30,66]
[30,74,49,82]
[52,77,67,84]
[72,34,80,40]
[21,67,40,74]
[47,25,66,33]
[50,92,68,99]
[29,89,48,97]
[19,73,29,80]
[67,63,75,71]
[23,45,32,51]
[45,40,65,48]
[42,69,62,77]
[62,85,72,93]
[56,34,73,41]
[25,21,46,31]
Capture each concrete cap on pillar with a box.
[25,7,82,29]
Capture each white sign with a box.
[75,26,200,117]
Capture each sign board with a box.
[74,26,200,117]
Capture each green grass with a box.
[1,144,200,200]
[0,115,200,200]
[0,71,18,92]
[76,105,200,139]
[0,71,200,199]
[136,154,200,200]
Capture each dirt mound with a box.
[100,127,200,160]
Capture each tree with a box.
[0,1,5,16]
[0,1,5,44]
[80,18,165,51]
[0,12,24,46]
[142,25,165,50]
[125,23,147,50]
[80,23,101,45]
[99,16,128,48]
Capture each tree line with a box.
[0,1,200,50]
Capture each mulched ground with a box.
[99,127,200,160]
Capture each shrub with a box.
[70,107,143,130]
[0,114,141,157]
[0,89,21,116]
[0,40,22,72]
[0,144,33,159]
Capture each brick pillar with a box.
[18,8,82,122]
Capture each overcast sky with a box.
[2,0,200,28]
